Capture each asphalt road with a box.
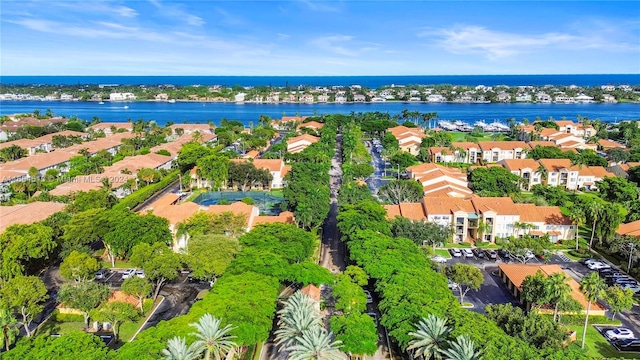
[365,140,392,196]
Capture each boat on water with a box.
[98,101,105,105]
[123,105,129,109]
[168,99,176,103]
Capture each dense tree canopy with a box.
[468,166,520,196]
[378,179,424,204]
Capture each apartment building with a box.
[384,196,574,244]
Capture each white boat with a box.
[168,99,176,103]
[98,101,105,105]
[123,105,129,109]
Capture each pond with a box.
[192,191,285,216]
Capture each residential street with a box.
[320,133,346,273]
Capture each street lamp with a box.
[397,163,400,180]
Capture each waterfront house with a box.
[479,141,530,163]
[296,121,324,132]
[287,134,320,153]
[109,93,136,101]
[406,163,472,197]
[387,126,426,155]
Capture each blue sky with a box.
[1,1,639,75]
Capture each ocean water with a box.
[2,74,640,87]
[1,100,638,127]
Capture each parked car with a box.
[462,249,474,258]
[432,255,448,263]
[367,312,378,324]
[95,269,108,280]
[448,279,459,290]
[363,290,373,304]
[472,248,485,258]
[485,250,498,260]
[606,328,635,340]
[450,248,463,258]
[580,258,599,265]
[121,269,136,279]
[621,284,640,293]
[524,251,535,260]
[613,278,637,286]
[587,261,611,270]
[499,249,510,259]
[135,270,146,278]
[614,338,640,349]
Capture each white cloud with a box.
[148,0,204,26]
[419,25,639,60]
[54,2,138,18]
[310,35,379,57]
[297,0,341,13]
[277,33,291,40]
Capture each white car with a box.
[462,249,474,258]
[135,270,146,278]
[450,249,463,257]
[121,268,137,279]
[363,290,373,304]
[525,251,535,260]
[587,261,610,270]
[432,255,448,263]
[605,327,635,340]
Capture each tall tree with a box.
[446,263,484,305]
[0,223,55,281]
[121,277,153,313]
[407,314,451,360]
[579,273,606,349]
[330,313,378,358]
[604,286,634,321]
[0,307,19,351]
[520,271,549,310]
[0,276,48,337]
[91,301,139,340]
[186,235,241,284]
[130,243,182,300]
[58,281,110,328]
[59,251,101,283]
[189,314,238,360]
[378,180,424,204]
[544,272,572,322]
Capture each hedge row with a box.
[112,170,180,212]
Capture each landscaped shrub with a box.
[568,250,592,258]
[51,310,84,323]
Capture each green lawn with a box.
[38,299,157,343]
[567,325,640,359]
[435,249,452,258]
[448,132,509,142]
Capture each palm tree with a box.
[545,272,572,322]
[536,164,548,185]
[288,327,345,360]
[568,207,586,251]
[439,335,481,360]
[275,291,320,348]
[275,306,321,348]
[1,308,19,352]
[586,200,604,250]
[580,273,606,349]
[407,314,451,360]
[162,337,204,360]
[189,314,237,360]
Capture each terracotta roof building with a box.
[498,263,606,315]
[0,201,66,233]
